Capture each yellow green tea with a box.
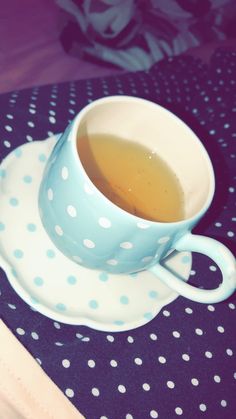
[77,134,185,222]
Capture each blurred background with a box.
[0,0,235,94]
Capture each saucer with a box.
[0,136,192,332]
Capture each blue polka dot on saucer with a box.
[0,135,192,332]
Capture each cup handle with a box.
[149,232,236,303]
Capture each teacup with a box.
[38,96,236,304]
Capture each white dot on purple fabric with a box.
[49,116,56,124]
[62,359,70,368]
[8,304,16,310]
[172,331,181,338]
[185,307,193,314]
[118,385,126,393]
[106,335,114,342]
[127,336,134,343]
[217,326,225,333]
[5,125,13,132]
[92,387,100,397]
[110,360,118,367]
[16,328,25,335]
[31,332,39,340]
[221,400,227,407]
[191,378,199,386]
[199,404,207,412]
[4,140,11,148]
[67,205,77,217]
[163,310,170,317]
[65,388,74,398]
[229,303,235,309]
[182,354,190,361]
[158,356,166,364]
[205,351,213,358]
[214,375,221,383]
[134,357,143,365]
[226,348,233,356]
[83,239,95,248]
[53,322,61,329]
[167,381,175,389]
[142,383,150,391]
[207,305,215,312]
[150,410,158,418]
[150,333,157,341]
[61,166,69,180]
[88,360,96,368]
[175,407,183,415]
[195,328,203,336]
[98,217,111,228]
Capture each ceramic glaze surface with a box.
[0,136,192,331]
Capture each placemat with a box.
[0,50,236,419]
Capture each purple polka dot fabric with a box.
[0,50,236,419]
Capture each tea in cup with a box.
[38,96,236,304]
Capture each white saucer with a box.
[0,136,192,332]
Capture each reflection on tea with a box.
[77,134,185,222]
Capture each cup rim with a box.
[69,95,215,226]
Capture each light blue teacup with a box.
[38,96,236,304]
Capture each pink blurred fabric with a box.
[0,0,122,94]
[0,320,84,418]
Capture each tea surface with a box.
[78,134,185,222]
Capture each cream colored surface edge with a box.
[0,320,84,419]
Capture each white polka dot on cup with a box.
[98,217,111,228]
[67,205,77,217]
[83,239,95,249]
[61,166,69,180]
[55,225,63,236]
[84,183,94,195]
[106,259,118,266]
[137,221,150,229]
[120,241,133,249]
[158,236,170,244]
[141,256,153,263]
[47,188,53,201]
